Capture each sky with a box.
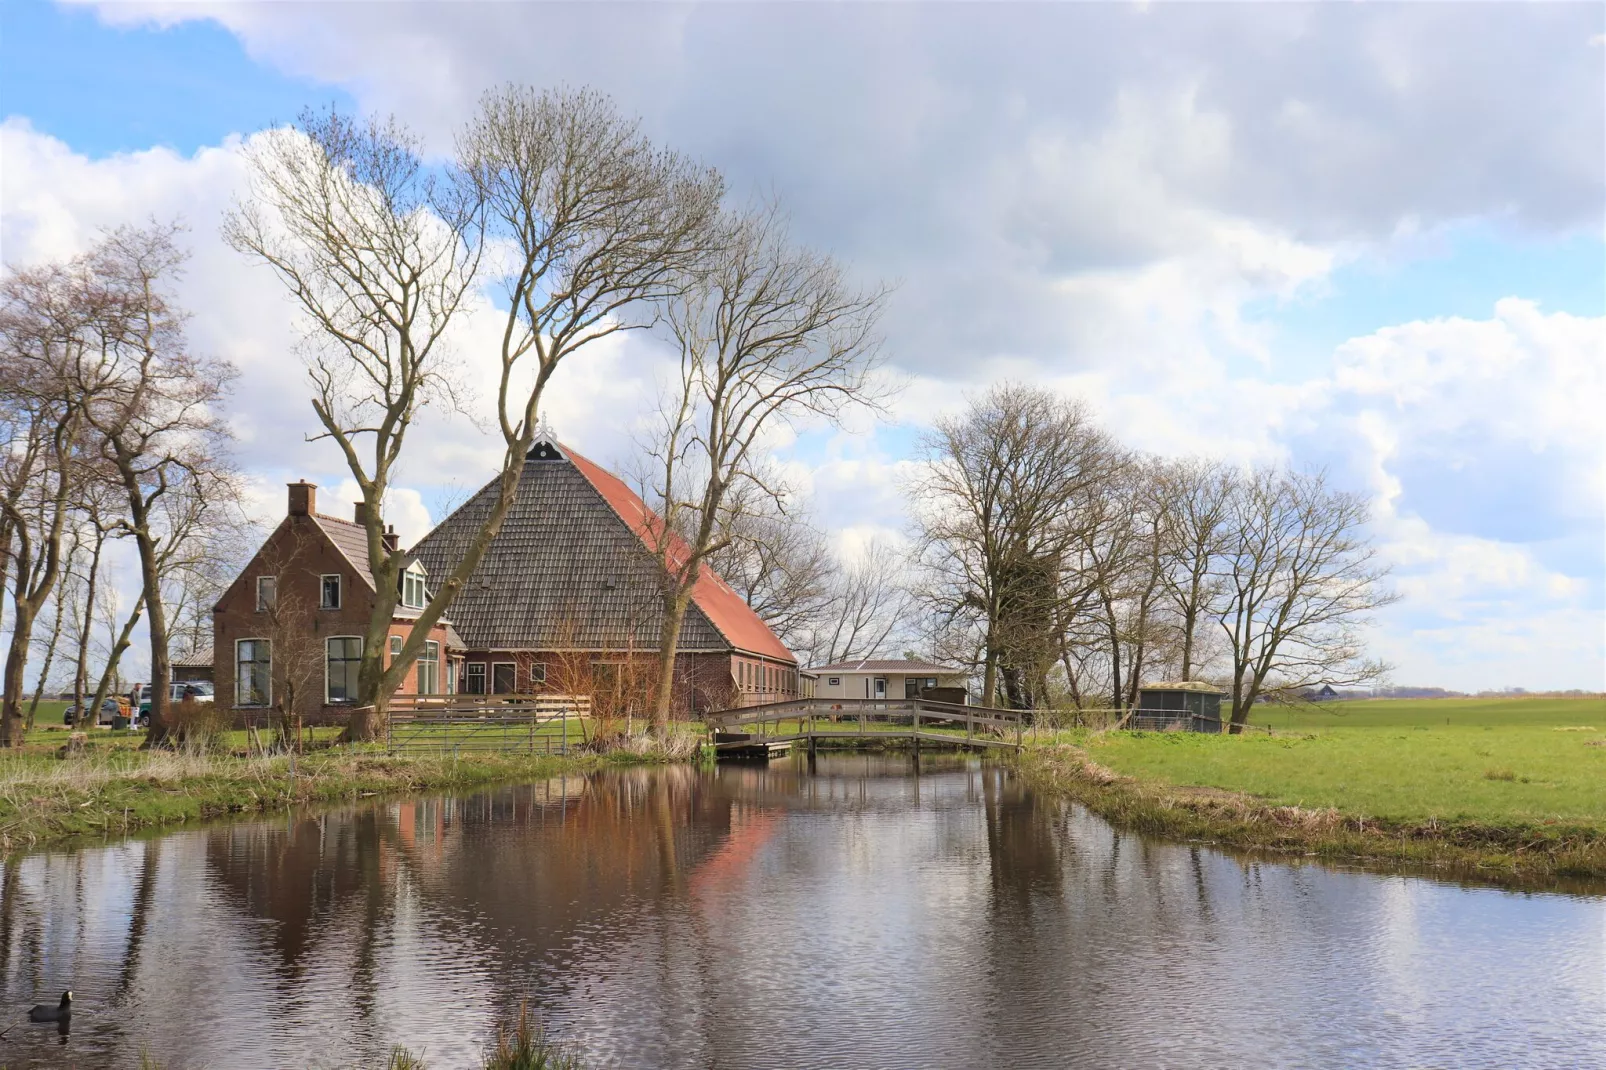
[1,0,1602,691]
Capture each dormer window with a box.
[320,574,342,610]
[401,566,426,610]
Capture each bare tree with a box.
[703,489,834,653]
[800,539,911,668]
[1216,467,1395,729]
[642,202,887,730]
[225,107,483,742]
[1157,458,1236,681]
[909,384,1118,709]
[24,526,78,728]
[0,256,96,746]
[68,225,235,746]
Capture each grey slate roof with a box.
[312,513,376,591]
[408,453,727,653]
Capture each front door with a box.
[492,662,516,695]
[873,677,886,700]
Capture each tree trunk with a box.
[90,597,143,728]
[25,592,66,729]
[72,533,105,728]
[133,524,173,746]
[0,602,38,747]
[651,587,696,736]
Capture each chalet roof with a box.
[1140,680,1226,694]
[173,644,213,670]
[810,658,965,675]
[408,442,796,662]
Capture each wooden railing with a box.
[386,693,590,755]
[705,697,1029,751]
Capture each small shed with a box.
[1132,681,1224,733]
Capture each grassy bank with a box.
[1020,696,1606,883]
[0,738,605,851]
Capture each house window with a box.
[446,659,457,694]
[492,662,516,695]
[256,577,276,612]
[236,639,271,706]
[320,574,342,610]
[389,636,403,661]
[417,641,440,695]
[530,663,547,687]
[466,663,486,695]
[326,637,362,704]
[827,677,840,687]
[401,569,426,610]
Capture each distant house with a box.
[409,431,798,715]
[808,658,969,703]
[212,482,460,725]
[172,644,214,684]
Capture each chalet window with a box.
[530,663,547,687]
[325,637,362,704]
[401,569,426,610]
[827,677,840,687]
[320,574,342,610]
[256,577,276,612]
[417,641,440,695]
[236,639,271,706]
[466,663,486,695]
[492,662,515,695]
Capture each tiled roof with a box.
[312,513,376,591]
[173,644,213,669]
[409,443,794,662]
[809,658,966,674]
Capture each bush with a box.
[168,697,232,751]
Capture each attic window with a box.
[401,569,426,610]
[320,574,342,610]
[527,441,563,461]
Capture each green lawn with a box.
[1083,696,1606,827]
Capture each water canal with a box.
[1,755,1602,1069]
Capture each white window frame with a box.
[466,662,487,695]
[325,635,363,705]
[401,567,426,610]
[389,635,403,662]
[491,661,516,695]
[320,573,342,610]
[235,638,272,707]
[255,576,276,612]
[417,640,440,695]
[530,663,547,687]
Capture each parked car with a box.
[137,680,214,716]
[62,698,130,727]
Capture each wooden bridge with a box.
[704,697,1028,757]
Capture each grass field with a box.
[1084,696,1606,826]
[1022,695,1606,883]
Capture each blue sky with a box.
[2,1,1602,691]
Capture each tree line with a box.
[908,383,1395,729]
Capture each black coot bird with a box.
[28,991,71,1022]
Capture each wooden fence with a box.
[386,694,591,755]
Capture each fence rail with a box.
[386,693,590,755]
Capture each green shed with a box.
[1132,682,1225,732]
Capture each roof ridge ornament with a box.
[527,414,563,461]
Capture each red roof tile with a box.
[566,449,796,664]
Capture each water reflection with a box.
[1,756,1602,1069]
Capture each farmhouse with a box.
[408,432,798,716]
[213,481,459,725]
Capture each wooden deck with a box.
[706,697,1027,756]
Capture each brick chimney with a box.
[288,481,317,517]
[382,524,399,553]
